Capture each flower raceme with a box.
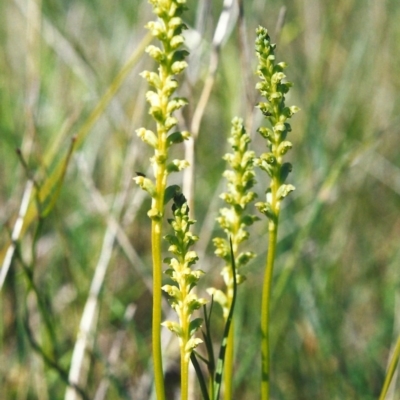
[254,26,299,221]
[134,0,191,220]
[211,117,258,318]
[254,26,299,400]
[133,2,192,399]
[162,192,206,361]
[162,192,206,400]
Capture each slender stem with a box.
[180,355,189,400]
[151,218,165,400]
[224,319,234,400]
[151,102,168,399]
[179,271,189,400]
[379,332,400,400]
[209,369,215,400]
[261,217,279,400]
[178,292,189,400]
[224,239,238,400]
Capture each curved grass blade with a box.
[190,299,215,399]
[203,298,216,374]
[214,237,237,400]
[39,135,76,218]
[379,333,400,400]
[23,310,90,400]
[190,351,210,400]
[0,32,152,287]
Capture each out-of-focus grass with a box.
[1,0,400,399]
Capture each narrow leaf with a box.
[214,237,238,400]
[190,352,210,400]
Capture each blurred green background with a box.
[1,0,400,399]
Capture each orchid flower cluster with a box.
[253,26,299,400]
[133,1,192,399]
[210,117,258,319]
[134,0,190,217]
[254,26,299,221]
[162,192,206,394]
[135,2,299,397]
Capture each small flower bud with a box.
[161,320,183,337]
[170,35,184,49]
[276,184,295,200]
[164,116,178,131]
[145,90,161,108]
[273,122,286,133]
[167,97,188,113]
[277,141,293,155]
[272,72,286,83]
[171,60,188,74]
[255,201,276,221]
[145,45,164,62]
[258,127,273,140]
[133,175,156,197]
[166,159,189,174]
[289,105,300,115]
[145,21,164,39]
[168,17,183,30]
[140,71,161,89]
[136,128,158,148]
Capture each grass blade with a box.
[214,237,237,400]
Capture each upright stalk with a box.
[260,218,278,399]
[134,1,192,398]
[212,117,257,398]
[253,26,299,400]
[179,307,190,400]
[224,320,234,399]
[162,193,206,400]
[151,218,165,400]
[150,137,168,399]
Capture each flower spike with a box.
[254,26,299,400]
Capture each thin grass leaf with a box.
[23,311,90,400]
[15,240,58,360]
[203,299,216,373]
[214,237,237,400]
[191,300,215,399]
[190,351,210,400]
[39,136,76,218]
[0,33,152,280]
[379,333,400,400]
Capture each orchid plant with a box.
[136,1,299,399]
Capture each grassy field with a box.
[1,0,400,399]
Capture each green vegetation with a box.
[1,0,400,399]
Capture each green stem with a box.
[209,368,215,400]
[223,235,240,399]
[224,319,234,399]
[379,333,400,400]
[151,113,168,399]
[180,275,189,400]
[180,346,189,400]
[151,218,166,400]
[261,217,279,400]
